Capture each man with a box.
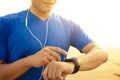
[0,0,108,80]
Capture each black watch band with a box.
[64,58,80,74]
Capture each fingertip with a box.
[61,50,68,55]
[64,51,68,55]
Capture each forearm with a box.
[0,56,35,80]
[78,47,108,71]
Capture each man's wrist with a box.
[23,56,35,67]
[64,58,80,74]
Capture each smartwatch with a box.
[64,58,80,74]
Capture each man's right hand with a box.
[28,46,68,68]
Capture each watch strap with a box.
[64,58,80,74]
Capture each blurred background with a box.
[0,0,120,80]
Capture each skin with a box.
[42,42,108,80]
[0,46,67,80]
[30,0,56,21]
[0,0,108,80]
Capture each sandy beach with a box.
[66,46,120,80]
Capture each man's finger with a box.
[42,66,49,80]
[55,67,63,80]
[46,46,68,55]
[49,50,61,61]
[47,55,56,62]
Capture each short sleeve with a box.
[70,21,93,51]
[0,17,9,61]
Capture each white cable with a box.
[25,9,66,80]
[25,9,49,80]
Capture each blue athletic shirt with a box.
[0,10,93,80]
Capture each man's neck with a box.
[29,6,51,21]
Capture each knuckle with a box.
[45,46,50,49]
[44,47,50,52]
[54,53,59,57]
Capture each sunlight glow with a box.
[0,0,120,48]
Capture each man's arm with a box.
[0,57,33,80]
[78,42,108,71]
[0,46,67,80]
[42,42,108,80]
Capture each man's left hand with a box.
[42,61,74,80]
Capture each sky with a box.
[0,0,120,48]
